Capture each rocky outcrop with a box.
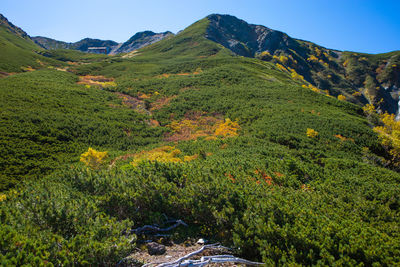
[205,14,302,57]
[0,13,31,40]
[110,31,173,54]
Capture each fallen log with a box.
[144,244,264,267]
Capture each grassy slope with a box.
[0,69,163,190]
[1,17,400,266]
[0,26,62,72]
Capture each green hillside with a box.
[0,25,63,73]
[0,15,400,266]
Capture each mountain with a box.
[33,36,119,53]
[1,13,400,266]
[33,31,173,55]
[204,14,400,115]
[110,30,174,54]
[0,13,31,40]
[0,14,61,73]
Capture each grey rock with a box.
[147,242,166,255]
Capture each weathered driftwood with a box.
[143,244,264,267]
[130,219,188,235]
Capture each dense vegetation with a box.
[1,15,400,266]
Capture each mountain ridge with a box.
[32,30,174,54]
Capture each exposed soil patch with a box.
[150,96,177,111]
[157,71,201,79]
[114,92,150,115]
[0,71,15,78]
[122,50,140,58]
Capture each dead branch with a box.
[143,243,263,267]
[130,219,188,235]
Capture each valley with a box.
[0,13,399,266]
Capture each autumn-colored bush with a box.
[373,113,400,165]
[306,128,319,138]
[80,148,108,169]
[337,94,346,101]
[215,118,240,137]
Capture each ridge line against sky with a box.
[1,0,399,54]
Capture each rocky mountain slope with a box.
[0,13,31,40]
[33,31,173,55]
[110,30,173,54]
[205,14,400,115]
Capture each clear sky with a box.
[1,0,399,54]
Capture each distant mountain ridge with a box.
[110,31,173,54]
[32,31,174,54]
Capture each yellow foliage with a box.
[352,91,362,97]
[289,68,304,81]
[306,128,319,138]
[314,47,322,56]
[279,55,289,64]
[0,194,6,202]
[138,92,151,99]
[363,103,375,115]
[307,55,318,62]
[343,59,349,67]
[337,94,346,101]
[275,63,287,72]
[184,154,198,162]
[215,118,240,137]
[260,51,271,57]
[373,113,400,165]
[129,146,199,166]
[80,148,108,169]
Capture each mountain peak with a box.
[204,13,297,57]
[0,13,30,40]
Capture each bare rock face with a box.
[0,13,30,40]
[147,242,166,255]
[111,31,174,54]
[205,14,302,57]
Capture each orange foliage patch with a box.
[334,134,354,142]
[254,169,274,185]
[225,173,236,183]
[148,119,160,127]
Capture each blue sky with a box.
[1,0,399,54]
